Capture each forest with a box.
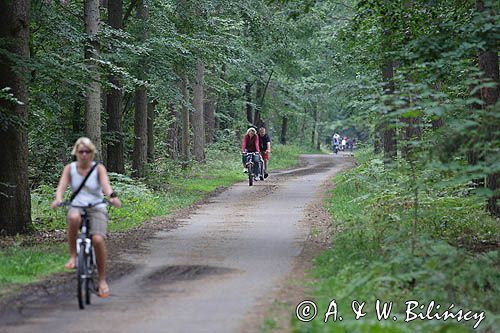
[0,0,499,332]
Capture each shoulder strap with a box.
[70,162,98,203]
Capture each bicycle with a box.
[332,143,339,154]
[59,200,110,309]
[242,152,262,186]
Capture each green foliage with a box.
[293,148,500,333]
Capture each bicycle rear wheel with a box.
[77,243,86,309]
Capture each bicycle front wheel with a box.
[77,243,86,309]
[85,247,92,305]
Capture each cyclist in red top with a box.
[241,127,261,178]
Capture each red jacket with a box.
[242,134,260,153]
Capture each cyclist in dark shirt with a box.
[258,126,271,179]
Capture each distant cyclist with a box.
[332,133,340,153]
[258,125,271,179]
[51,137,121,298]
[241,127,261,179]
[341,137,347,151]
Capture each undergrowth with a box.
[293,148,500,333]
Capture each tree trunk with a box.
[373,124,382,154]
[312,104,320,148]
[133,86,147,177]
[204,96,216,144]
[84,0,102,161]
[192,60,205,161]
[245,81,253,124]
[166,103,179,159]
[380,9,397,166]
[106,0,124,173]
[381,59,397,166]
[132,0,148,177]
[254,79,263,127]
[280,115,288,144]
[476,0,500,217]
[0,0,31,235]
[299,113,307,146]
[254,71,273,128]
[401,117,421,158]
[180,73,190,163]
[147,100,157,163]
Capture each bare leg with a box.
[92,235,109,297]
[65,211,81,269]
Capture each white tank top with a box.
[70,162,104,208]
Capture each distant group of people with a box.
[332,133,356,153]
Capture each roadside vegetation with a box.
[293,148,500,333]
[0,144,319,295]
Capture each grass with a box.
[0,143,317,295]
[0,243,67,294]
[292,148,500,333]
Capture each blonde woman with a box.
[51,137,121,298]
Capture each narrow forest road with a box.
[1,154,353,333]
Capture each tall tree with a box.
[245,80,253,124]
[254,71,273,127]
[192,60,205,161]
[400,0,421,160]
[476,0,499,216]
[132,0,149,177]
[106,0,125,173]
[147,100,157,162]
[204,85,216,144]
[0,0,31,235]
[179,72,190,163]
[280,115,288,144]
[311,104,321,148]
[204,65,224,144]
[84,0,102,160]
[254,79,264,127]
[381,10,397,166]
[166,103,179,159]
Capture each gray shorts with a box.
[68,206,108,238]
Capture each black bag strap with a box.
[70,162,98,203]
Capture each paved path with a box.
[2,154,352,333]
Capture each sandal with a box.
[97,285,110,298]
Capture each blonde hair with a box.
[246,128,257,136]
[71,137,96,159]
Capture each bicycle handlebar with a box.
[58,199,111,208]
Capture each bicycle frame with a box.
[243,152,262,186]
[77,210,94,276]
[59,200,108,309]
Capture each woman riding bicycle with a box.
[241,127,261,178]
[51,137,121,298]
